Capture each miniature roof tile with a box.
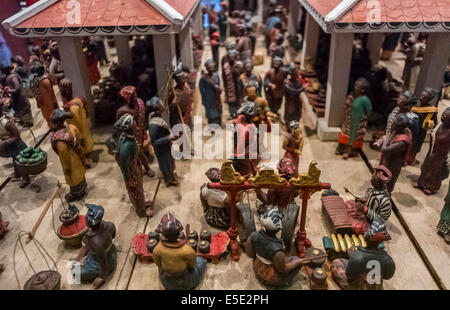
[300,0,450,32]
[2,0,199,37]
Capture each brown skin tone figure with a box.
[264,57,285,115]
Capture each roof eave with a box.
[181,0,201,29]
[2,0,59,30]
[146,0,184,26]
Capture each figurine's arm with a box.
[7,76,21,94]
[149,125,171,146]
[273,251,303,274]
[255,188,268,204]
[120,142,135,182]
[381,139,406,154]
[0,121,20,149]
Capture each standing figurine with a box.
[60,78,95,167]
[402,34,426,92]
[147,97,179,187]
[411,88,439,162]
[2,64,33,127]
[246,81,270,126]
[222,50,243,118]
[199,59,222,125]
[331,217,395,290]
[200,168,231,229]
[240,59,262,97]
[236,24,252,61]
[114,114,153,217]
[245,207,304,288]
[29,62,59,128]
[48,41,64,91]
[218,2,228,43]
[117,86,155,178]
[269,33,285,67]
[153,213,207,290]
[210,25,221,68]
[264,56,285,115]
[70,204,117,289]
[417,108,450,195]
[336,78,372,159]
[50,109,87,202]
[282,121,304,177]
[284,64,304,124]
[169,69,192,128]
[0,106,30,188]
[380,114,412,193]
[437,181,450,243]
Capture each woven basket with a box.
[15,152,48,175]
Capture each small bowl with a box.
[198,240,210,254]
[200,230,211,242]
[146,238,158,253]
[188,230,198,241]
[188,239,198,251]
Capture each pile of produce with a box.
[15,147,46,166]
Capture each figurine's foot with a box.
[0,264,5,274]
[342,153,349,160]
[444,234,450,244]
[92,277,105,289]
[422,189,435,196]
[145,169,156,178]
[145,207,153,217]
[65,192,85,202]
[85,158,94,169]
[19,179,30,188]
[413,183,420,189]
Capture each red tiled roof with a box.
[16,0,171,29]
[339,0,450,24]
[166,0,197,17]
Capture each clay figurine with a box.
[417,107,450,195]
[50,109,87,202]
[29,62,59,128]
[269,33,285,67]
[199,59,222,125]
[147,97,179,187]
[70,204,117,289]
[336,78,372,159]
[222,50,243,118]
[437,181,450,244]
[264,56,285,115]
[200,168,231,229]
[245,207,304,288]
[240,59,262,97]
[284,64,304,124]
[114,114,153,217]
[281,121,304,177]
[169,69,193,128]
[331,217,395,290]
[152,213,207,290]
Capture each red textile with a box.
[338,132,364,149]
[345,200,369,235]
[86,54,100,84]
[59,215,87,236]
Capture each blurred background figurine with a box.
[199,59,222,125]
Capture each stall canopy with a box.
[300,0,450,33]
[2,0,199,37]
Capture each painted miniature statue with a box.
[200,168,231,229]
[210,25,221,69]
[0,106,30,188]
[147,97,179,187]
[240,59,262,97]
[29,62,59,128]
[84,42,101,85]
[60,78,95,167]
[153,213,207,290]
[48,41,64,90]
[284,64,304,124]
[336,78,372,159]
[269,33,285,67]
[411,88,439,162]
[169,69,192,128]
[222,50,243,118]
[282,121,304,177]
[246,207,304,288]
[438,181,450,243]
[417,107,450,195]
[220,42,238,73]
[331,217,395,290]
[402,34,425,92]
[231,101,258,177]
[11,56,28,80]
[379,114,412,193]
[199,59,222,125]
[0,211,9,239]
[218,2,228,42]
[236,24,252,61]
[71,204,117,289]
[264,56,286,115]
[50,109,87,202]
[114,114,153,217]
[348,166,393,234]
[117,86,155,178]
[2,64,33,127]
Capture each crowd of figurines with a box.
[0,0,449,290]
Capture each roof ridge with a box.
[145,0,184,25]
[2,0,59,29]
[325,0,362,23]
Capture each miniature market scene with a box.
[0,0,450,291]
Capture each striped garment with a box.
[366,187,392,222]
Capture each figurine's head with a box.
[391,113,409,133]
[397,90,417,112]
[275,33,284,46]
[287,63,298,79]
[11,55,25,67]
[419,88,438,107]
[146,96,165,116]
[205,167,221,182]
[442,107,450,127]
[50,109,73,129]
[260,206,283,233]
[364,216,391,247]
[120,86,137,106]
[237,24,246,36]
[85,204,104,228]
[0,63,14,75]
[353,77,370,97]
[114,113,134,134]
[30,61,45,77]
[289,120,301,137]
[174,69,186,86]
[204,59,216,73]
[227,50,238,62]
[157,213,183,242]
[277,158,295,179]
[60,77,73,98]
[371,165,392,189]
[243,59,254,74]
[32,45,42,56]
[246,80,258,100]
[272,56,283,69]
[237,101,256,119]
[225,42,236,53]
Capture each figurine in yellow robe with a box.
[60,78,94,167]
[50,109,87,202]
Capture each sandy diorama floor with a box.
[0,35,448,290]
